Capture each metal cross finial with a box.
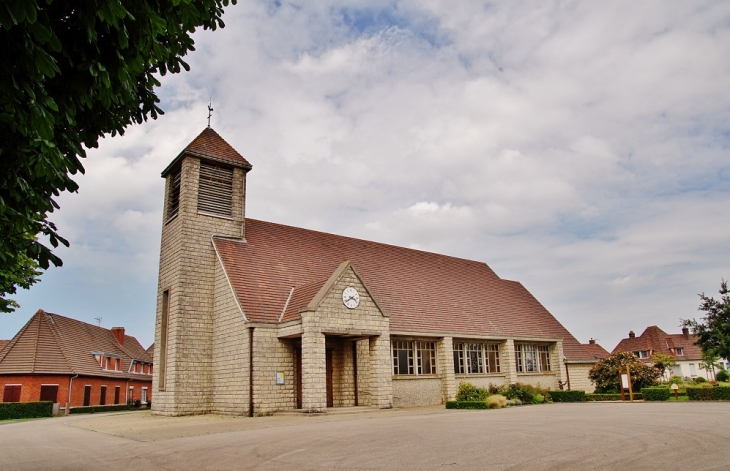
[207,102,214,127]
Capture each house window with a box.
[198,163,233,217]
[114,386,120,405]
[392,340,437,375]
[515,344,552,373]
[3,385,21,402]
[39,385,59,402]
[453,343,501,374]
[128,387,134,402]
[83,385,91,407]
[141,387,148,404]
[689,363,696,376]
[167,167,181,220]
[100,386,107,406]
[105,357,111,370]
[675,348,684,356]
[635,350,649,359]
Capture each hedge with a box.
[641,388,670,401]
[548,390,586,402]
[69,404,131,414]
[445,401,488,410]
[586,393,643,401]
[686,386,730,401]
[0,401,53,420]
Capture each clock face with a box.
[342,287,360,309]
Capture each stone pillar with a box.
[301,328,326,412]
[553,340,566,389]
[502,339,517,385]
[368,335,393,408]
[438,337,456,402]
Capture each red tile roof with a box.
[583,342,610,359]
[214,219,594,361]
[0,310,153,379]
[612,326,703,360]
[0,340,9,352]
[162,127,252,176]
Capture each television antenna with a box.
[94,317,102,326]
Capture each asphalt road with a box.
[1,402,729,470]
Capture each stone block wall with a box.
[392,378,442,407]
[566,363,596,392]
[456,375,507,390]
[252,327,296,414]
[515,373,558,389]
[211,259,250,415]
[153,156,246,416]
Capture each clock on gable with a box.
[342,286,360,309]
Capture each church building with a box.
[151,128,597,416]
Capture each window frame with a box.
[392,339,437,376]
[453,342,501,375]
[515,343,552,373]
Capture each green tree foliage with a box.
[0,0,235,311]
[682,280,730,361]
[650,353,676,380]
[588,351,661,392]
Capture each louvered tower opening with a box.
[198,162,233,217]
[167,168,181,220]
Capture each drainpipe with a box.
[66,374,78,416]
[564,362,571,390]
[249,327,254,417]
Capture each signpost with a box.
[619,366,633,402]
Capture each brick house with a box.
[612,326,727,380]
[152,127,598,416]
[0,310,153,411]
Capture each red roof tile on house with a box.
[162,127,252,176]
[612,326,703,360]
[214,219,594,361]
[0,310,152,379]
[583,341,610,359]
[0,340,10,353]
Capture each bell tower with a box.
[152,127,252,415]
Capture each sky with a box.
[2,0,729,352]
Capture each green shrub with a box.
[532,394,545,404]
[586,393,643,401]
[445,401,488,410]
[69,404,131,414]
[641,387,670,401]
[456,382,488,402]
[713,387,730,400]
[716,370,729,382]
[486,394,507,409]
[694,377,707,383]
[503,383,549,403]
[0,401,53,420]
[686,386,713,400]
[667,376,685,386]
[593,387,620,394]
[549,390,586,402]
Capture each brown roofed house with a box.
[583,339,610,360]
[0,310,153,411]
[612,326,725,380]
[151,127,599,416]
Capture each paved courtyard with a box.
[1,402,729,470]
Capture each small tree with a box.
[651,353,677,381]
[588,351,662,392]
[699,350,720,381]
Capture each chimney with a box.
[682,327,689,339]
[589,338,596,345]
[111,327,125,345]
[628,330,635,339]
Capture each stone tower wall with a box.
[152,155,247,415]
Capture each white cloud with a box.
[4,0,729,352]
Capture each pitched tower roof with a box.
[162,127,252,176]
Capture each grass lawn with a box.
[666,395,689,402]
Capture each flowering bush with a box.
[588,352,661,392]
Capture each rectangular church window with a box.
[167,168,181,221]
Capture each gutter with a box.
[66,374,78,416]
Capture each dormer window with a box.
[198,163,233,217]
[675,347,684,356]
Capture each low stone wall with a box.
[454,375,507,390]
[392,377,442,407]
[515,373,557,390]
